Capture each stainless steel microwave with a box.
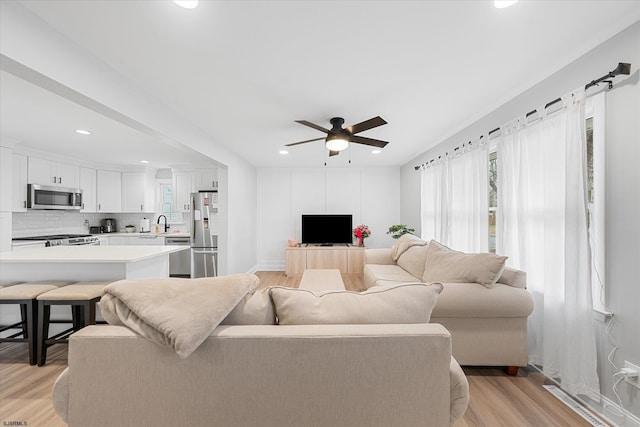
[27,184,83,210]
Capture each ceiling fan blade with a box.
[349,135,389,148]
[285,137,326,147]
[295,120,330,134]
[346,116,387,135]
[329,150,340,157]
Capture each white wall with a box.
[257,167,400,270]
[401,21,640,421]
[0,146,12,252]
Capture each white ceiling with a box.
[2,0,640,168]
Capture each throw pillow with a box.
[221,288,276,325]
[269,282,443,325]
[422,240,507,288]
[396,244,430,279]
[390,233,427,262]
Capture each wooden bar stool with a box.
[0,281,73,365]
[36,282,109,366]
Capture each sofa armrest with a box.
[365,248,395,265]
[59,324,454,427]
[496,267,527,289]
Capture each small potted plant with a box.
[386,224,415,239]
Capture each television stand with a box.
[319,243,333,247]
[285,245,365,277]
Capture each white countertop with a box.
[0,245,188,263]
[95,232,190,238]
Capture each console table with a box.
[285,245,365,277]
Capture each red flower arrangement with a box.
[353,224,371,246]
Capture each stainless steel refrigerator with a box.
[191,191,218,278]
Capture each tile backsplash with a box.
[12,211,188,238]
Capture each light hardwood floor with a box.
[0,271,603,426]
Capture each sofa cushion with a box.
[431,282,534,318]
[221,288,276,325]
[391,233,428,261]
[269,282,443,325]
[364,264,420,288]
[423,240,507,288]
[396,244,430,280]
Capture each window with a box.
[157,182,184,224]
[488,150,497,253]
[586,94,606,312]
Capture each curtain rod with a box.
[414,62,631,171]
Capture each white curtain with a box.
[497,88,600,400]
[420,143,488,252]
[449,145,489,252]
[420,158,449,244]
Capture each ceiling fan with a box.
[286,116,389,156]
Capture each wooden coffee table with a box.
[299,269,345,291]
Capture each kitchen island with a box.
[0,245,189,283]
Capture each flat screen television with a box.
[301,214,353,245]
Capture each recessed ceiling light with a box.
[371,150,382,154]
[173,0,199,9]
[75,129,91,135]
[279,150,289,155]
[493,0,518,8]
[140,160,149,164]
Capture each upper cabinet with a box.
[121,171,155,213]
[173,171,193,212]
[79,167,97,213]
[28,157,79,187]
[12,153,28,212]
[96,170,121,213]
[193,168,218,192]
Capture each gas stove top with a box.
[13,234,99,246]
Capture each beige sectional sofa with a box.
[364,236,534,371]
[52,275,470,426]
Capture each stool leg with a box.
[26,300,37,366]
[37,301,50,367]
[80,300,94,328]
[89,298,98,325]
[72,305,82,331]
[19,303,29,339]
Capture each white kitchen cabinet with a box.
[193,168,218,192]
[121,171,155,213]
[11,153,28,212]
[173,171,193,212]
[28,157,79,187]
[79,167,97,212]
[96,170,122,213]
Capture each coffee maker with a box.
[101,218,117,233]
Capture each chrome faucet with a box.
[157,215,170,233]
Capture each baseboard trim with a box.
[253,262,284,272]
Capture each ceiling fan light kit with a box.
[325,135,349,152]
[287,115,390,158]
